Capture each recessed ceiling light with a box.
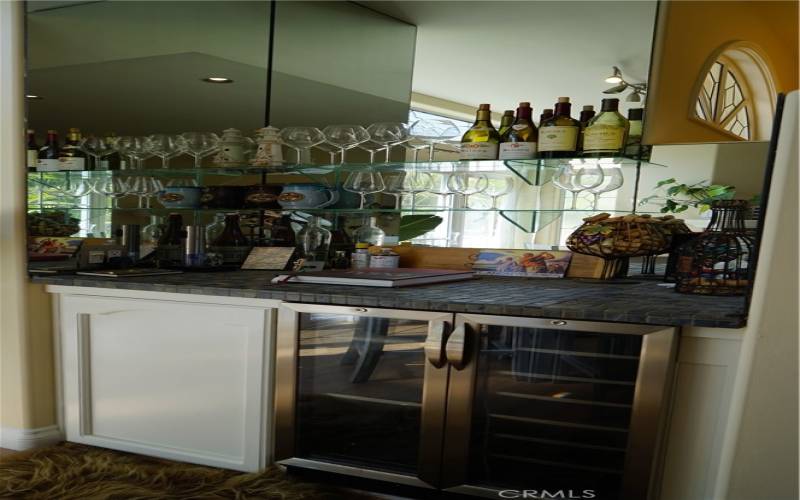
[202,77,233,84]
[26,94,43,100]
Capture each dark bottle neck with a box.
[554,102,572,118]
[600,100,619,113]
[45,133,58,145]
[579,110,596,122]
[516,106,533,122]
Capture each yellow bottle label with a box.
[583,124,625,151]
[539,126,578,152]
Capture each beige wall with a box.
[0,1,56,432]
[645,0,799,144]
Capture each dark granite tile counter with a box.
[32,271,747,328]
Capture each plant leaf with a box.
[655,178,676,188]
[399,214,443,242]
[697,204,711,213]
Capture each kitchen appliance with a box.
[275,305,677,498]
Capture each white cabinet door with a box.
[58,292,276,472]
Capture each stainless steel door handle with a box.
[424,320,449,368]
[446,326,467,370]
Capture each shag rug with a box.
[0,442,377,499]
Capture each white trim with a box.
[0,425,63,451]
[45,285,282,308]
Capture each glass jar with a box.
[675,200,755,295]
[297,216,332,263]
[354,216,385,246]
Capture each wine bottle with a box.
[460,103,501,160]
[538,109,553,127]
[625,108,650,159]
[577,105,596,152]
[37,130,60,172]
[499,102,538,160]
[26,130,38,172]
[269,214,296,247]
[158,213,184,246]
[497,110,515,137]
[211,213,252,265]
[583,98,629,157]
[538,97,581,159]
[58,127,87,171]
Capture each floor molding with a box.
[0,425,63,451]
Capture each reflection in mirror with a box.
[26,1,270,137]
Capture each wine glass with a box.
[395,170,434,209]
[97,176,129,208]
[280,127,325,164]
[129,176,163,208]
[357,141,387,164]
[483,175,515,209]
[79,137,114,170]
[120,136,154,169]
[313,141,341,165]
[552,163,605,209]
[181,132,220,168]
[148,134,187,168]
[587,166,624,209]
[63,174,95,198]
[343,168,385,209]
[409,119,461,161]
[447,172,488,208]
[322,125,369,164]
[366,122,409,162]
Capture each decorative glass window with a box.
[695,58,751,140]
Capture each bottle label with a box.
[460,142,498,160]
[539,126,579,152]
[27,150,38,169]
[36,158,60,172]
[498,142,537,160]
[583,124,625,152]
[511,124,528,131]
[58,157,85,170]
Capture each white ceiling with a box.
[366,0,658,115]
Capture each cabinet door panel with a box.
[60,295,274,471]
[443,315,676,500]
[275,304,452,488]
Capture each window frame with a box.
[693,55,754,140]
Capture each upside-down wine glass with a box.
[322,125,369,164]
[280,127,325,164]
[409,119,461,162]
[587,166,624,209]
[483,175,515,235]
[357,140,387,164]
[367,122,410,162]
[149,134,187,168]
[447,172,489,209]
[343,168,385,209]
[97,176,129,208]
[552,163,605,209]
[181,132,219,168]
[79,137,114,171]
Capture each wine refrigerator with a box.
[274,304,677,499]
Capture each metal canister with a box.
[184,225,206,267]
[369,250,400,269]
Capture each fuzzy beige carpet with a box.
[0,442,377,499]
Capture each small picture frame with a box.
[241,246,296,270]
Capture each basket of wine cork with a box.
[640,215,693,275]
[567,213,671,279]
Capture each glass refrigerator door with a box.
[441,315,677,499]
[274,303,452,488]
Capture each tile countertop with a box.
[32,271,748,328]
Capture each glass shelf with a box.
[27,156,664,187]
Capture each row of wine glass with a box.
[64,119,462,170]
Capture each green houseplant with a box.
[639,178,736,213]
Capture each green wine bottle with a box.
[460,103,501,160]
[497,110,515,137]
[583,98,629,157]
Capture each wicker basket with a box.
[567,213,671,259]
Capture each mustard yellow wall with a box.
[645,0,799,144]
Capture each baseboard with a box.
[0,425,63,450]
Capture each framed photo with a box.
[241,246,296,270]
[472,249,573,278]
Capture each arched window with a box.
[693,43,777,141]
[695,57,752,139]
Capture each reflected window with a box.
[695,58,751,139]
